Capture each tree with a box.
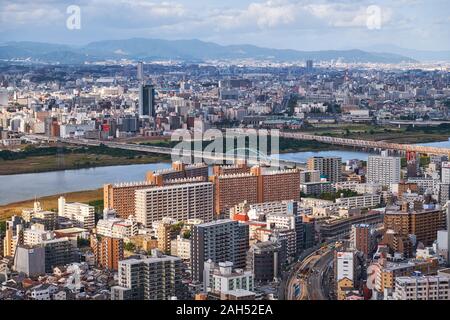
[77,238,90,247]
[124,242,136,252]
[182,230,191,239]
[0,221,6,234]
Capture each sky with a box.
[0,0,449,51]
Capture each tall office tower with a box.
[90,235,124,271]
[307,156,342,183]
[367,151,401,188]
[111,251,183,300]
[406,151,419,178]
[136,62,144,81]
[246,241,283,282]
[135,182,214,227]
[57,197,95,230]
[306,60,314,72]
[191,220,249,282]
[104,181,155,219]
[350,224,373,257]
[139,84,155,117]
[384,203,446,246]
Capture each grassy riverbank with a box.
[0,189,103,222]
[0,144,170,175]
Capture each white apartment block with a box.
[335,181,382,195]
[367,153,401,188]
[442,162,450,184]
[170,235,191,261]
[336,251,356,282]
[203,261,254,294]
[266,213,297,230]
[23,226,54,246]
[135,182,214,227]
[96,217,138,239]
[247,200,297,220]
[58,197,95,230]
[393,276,450,300]
[335,194,381,209]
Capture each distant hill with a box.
[0,38,417,64]
[364,44,450,62]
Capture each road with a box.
[307,249,335,300]
[285,245,337,301]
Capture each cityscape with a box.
[1,0,450,307]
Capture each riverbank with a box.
[0,153,170,175]
[0,188,103,221]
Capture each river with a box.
[1,139,449,206]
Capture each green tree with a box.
[124,242,136,252]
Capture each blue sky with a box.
[1,0,449,51]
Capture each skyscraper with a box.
[139,84,155,117]
[306,60,314,72]
[136,62,144,81]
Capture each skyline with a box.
[1,0,450,52]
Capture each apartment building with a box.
[211,166,301,215]
[335,194,381,209]
[203,261,254,294]
[350,224,374,257]
[135,182,214,227]
[41,238,79,273]
[146,161,209,184]
[96,210,138,239]
[393,276,450,300]
[367,152,401,188]
[90,235,124,271]
[384,203,446,246]
[111,252,183,300]
[58,196,95,230]
[170,235,191,261]
[104,181,155,219]
[191,220,249,282]
[307,156,342,183]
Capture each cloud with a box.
[0,2,65,26]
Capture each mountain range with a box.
[0,38,432,64]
